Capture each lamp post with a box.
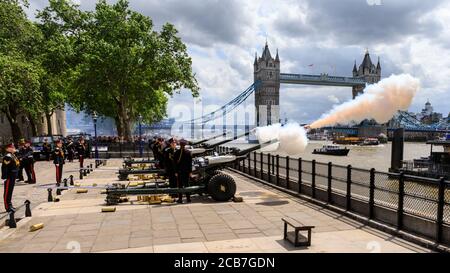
[93,112,99,162]
[138,114,143,158]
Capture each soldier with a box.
[42,138,51,161]
[22,140,36,184]
[2,143,20,213]
[77,138,87,169]
[174,139,192,203]
[163,138,177,197]
[66,137,75,163]
[53,139,65,185]
[16,139,25,182]
[152,137,165,169]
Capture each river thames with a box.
[222,140,440,172]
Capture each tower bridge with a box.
[253,43,381,126]
[169,43,447,134]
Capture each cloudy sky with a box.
[25,0,450,124]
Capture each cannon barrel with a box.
[204,129,255,148]
[232,139,279,156]
[190,131,228,146]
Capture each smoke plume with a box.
[309,74,420,129]
[255,122,308,155]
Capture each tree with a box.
[35,1,80,135]
[0,0,43,142]
[0,54,42,142]
[66,0,199,139]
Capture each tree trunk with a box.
[117,97,132,141]
[45,112,53,136]
[28,114,38,137]
[3,106,22,143]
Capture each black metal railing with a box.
[228,149,450,247]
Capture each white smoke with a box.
[310,74,421,129]
[255,122,308,155]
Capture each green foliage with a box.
[0,0,43,141]
[66,0,199,138]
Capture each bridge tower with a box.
[254,42,280,126]
[352,49,381,99]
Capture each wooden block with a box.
[76,189,88,194]
[102,207,116,213]
[92,183,98,187]
[74,183,81,187]
[233,196,244,202]
[128,182,138,187]
[29,223,44,232]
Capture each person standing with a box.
[16,139,25,182]
[174,139,192,203]
[53,140,65,185]
[42,138,51,161]
[163,138,177,197]
[153,137,165,169]
[2,143,20,213]
[76,138,86,169]
[22,141,36,184]
[66,137,75,163]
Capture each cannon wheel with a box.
[207,173,236,202]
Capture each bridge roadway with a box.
[280,73,365,87]
[0,158,429,253]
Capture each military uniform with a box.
[16,146,25,181]
[174,145,192,203]
[2,151,20,212]
[67,140,75,162]
[76,142,86,168]
[163,145,177,192]
[42,141,51,161]
[21,144,36,184]
[53,146,65,184]
[153,141,165,169]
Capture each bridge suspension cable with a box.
[178,81,260,125]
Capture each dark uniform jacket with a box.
[76,143,86,156]
[163,146,177,174]
[67,141,75,153]
[19,147,34,164]
[174,148,192,174]
[153,143,165,168]
[53,147,65,165]
[1,153,20,179]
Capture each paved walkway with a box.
[0,159,431,253]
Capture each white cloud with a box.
[25,0,450,123]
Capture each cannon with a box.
[104,138,278,205]
[117,130,255,180]
[121,132,229,169]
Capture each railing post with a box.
[346,165,352,211]
[268,153,272,184]
[436,177,445,244]
[369,168,375,219]
[248,153,251,175]
[397,172,405,230]
[286,156,290,190]
[253,152,257,177]
[312,160,316,198]
[276,155,280,186]
[298,158,302,194]
[327,162,332,203]
[260,152,263,180]
[47,188,53,202]
[24,200,32,217]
